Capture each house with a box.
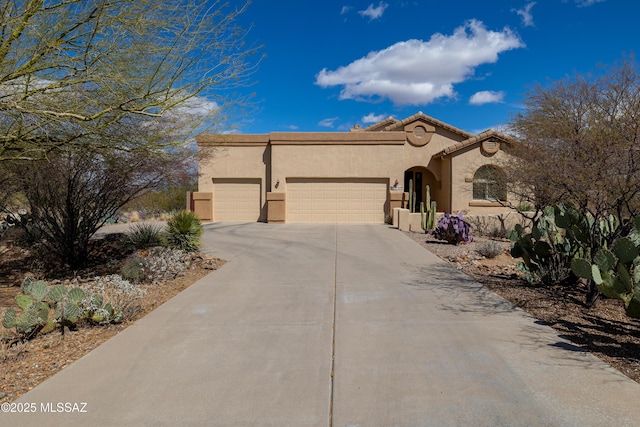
[193,112,515,223]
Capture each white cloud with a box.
[340,5,352,15]
[513,2,536,27]
[318,117,339,128]
[362,112,387,123]
[575,0,605,6]
[173,96,219,117]
[315,20,524,106]
[358,2,388,20]
[469,90,505,105]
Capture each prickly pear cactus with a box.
[430,212,473,245]
[572,233,640,319]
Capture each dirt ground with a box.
[2,228,640,404]
[0,233,223,404]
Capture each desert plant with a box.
[408,179,414,213]
[509,206,577,285]
[1,277,131,341]
[2,280,51,340]
[420,185,437,232]
[140,247,187,284]
[477,241,504,259]
[81,275,146,322]
[466,214,511,239]
[430,213,473,245]
[572,217,640,318]
[510,203,623,299]
[127,222,167,249]
[120,253,146,283]
[516,203,533,213]
[166,210,203,252]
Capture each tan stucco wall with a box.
[448,142,513,215]
[195,117,517,222]
[197,135,269,221]
[269,132,405,194]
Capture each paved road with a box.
[5,223,640,426]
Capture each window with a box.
[473,165,506,201]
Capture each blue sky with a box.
[229,0,637,134]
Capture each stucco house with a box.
[193,112,515,223]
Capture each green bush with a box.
[126,222,166,249]
[166,210,203,252]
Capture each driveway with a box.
[5,223,640,426]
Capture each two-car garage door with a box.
[287,178,388,223]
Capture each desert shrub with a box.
[166,210,203,252]
[127,222,167,249]
[120,253,145,283]
[81,275,147,322]
[430,213,473,245]
[516,203,533,213]
[477,241,504,259]
[139,247,187,284]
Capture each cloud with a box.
[318,117,339,128]
[362,113,387,123]
[358,2,388,20]
[513,2,536,26]
[469,91,505,105]
[173,96,219,117]
[575,0,605,6]
[340,5,352,15]
[315,20,524,106]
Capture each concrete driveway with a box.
[5,223,640,426]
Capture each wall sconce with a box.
[275,179,280,189]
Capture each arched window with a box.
[473,165,506,201]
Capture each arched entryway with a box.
[404,167,441,211]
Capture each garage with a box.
[212,178,261,221]
[286,178,388,223]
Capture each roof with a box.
[436,130,515,157]
[362,117,399,132]
[364,111,473,140]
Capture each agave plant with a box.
[127,222,167,249]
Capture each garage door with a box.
[287,178,388,223]
[212,179,261,221]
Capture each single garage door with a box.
[212,178,261,221]
[287,178,388,223]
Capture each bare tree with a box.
[6,146,194,269]
[0,1,260,269]
[506,56,640,239]
[0,0,259,161]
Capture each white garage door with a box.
[213,179,261,221]
[287,178,388,223]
